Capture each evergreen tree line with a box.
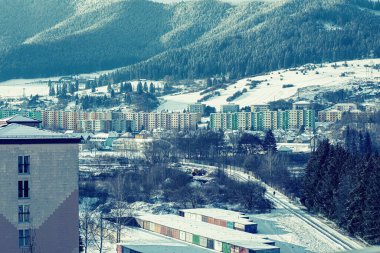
[2,0,379,82]
[79,95,120,110]
[111,1,380,81]
[349,0,380,10]
[302,139,380,244]
[48,80,79,98]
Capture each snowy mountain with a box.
[0,0,379,80]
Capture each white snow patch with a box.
[158,59,380,112]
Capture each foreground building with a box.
[134,214,280,253]
[0,123,81,253]
[179,208,258,233]
[117,228,216,253]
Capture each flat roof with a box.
[119,228,215,253]
[0,124,81,144]
[180,208,256,225]
[136,214,278,251]
[0,115,41,123]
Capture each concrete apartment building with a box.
[220,104,240,113]
[188,103,206,115]
[318,103,361,122]
[250,104,269,112]
[210,109,315,131]
[0,121,81,253]
[0,110,200,133]
[292,101,312,110]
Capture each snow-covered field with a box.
[0,71,109,98]
[0,78,55,98]
[158,59,380,112]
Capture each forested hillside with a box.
[118,0,380,80]
[0,0,379,81]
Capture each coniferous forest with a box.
[0,0,380,80]
[302,136,380,244]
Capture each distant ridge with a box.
[0,0,379,81]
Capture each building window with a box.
[18,229,30,247]
[18,180,29,199]
[18,205,30,223]
[18,156,30,174]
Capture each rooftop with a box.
[293,101,311,105]
[0,115,42,124]
[118,228,215,253]
[136,214,278,251]
[0,124,81,144]
[180,208,256,225]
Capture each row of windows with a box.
[18,156,32,248]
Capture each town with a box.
[0,58,379,253]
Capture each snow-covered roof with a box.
[118,228,215,253]
[0,124,80,141]
[180,208,256,225]
[136,214,278,251]
[0,115,41,123]
[293,100,311,105]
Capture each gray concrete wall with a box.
[0,143,79,252]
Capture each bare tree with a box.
[110,173,135,243]
[80,199,94,253]
[89,213,113,253]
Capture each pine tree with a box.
[345,158,366,236]
[206,78,212,87]
[75,80,79,92]
[143,82,148,92]
[363,156,380,244]
[163,83,170,94]
[69,83,75,95]
[61,83,68,96]
[126,82,133,92]
[149,82,155,93]
[358,132,365,154]
[125,93,132,105]
[302,140,330,210]
[263,130,277,152]
[364,132,372,155]
[137,81,143,94]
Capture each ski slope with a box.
[158,59,380,112]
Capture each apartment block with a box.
[318,110,343,122]
[210,109,315,131]
[0,122,81,253]
[220,104,240,113]
[188,103,206,115]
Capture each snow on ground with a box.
[0,78,57,98]
[158,59,380,112]
[180,162,365,253]
[250,209,339,253]
[0,68,116,98]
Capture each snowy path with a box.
[181,162,366,253]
